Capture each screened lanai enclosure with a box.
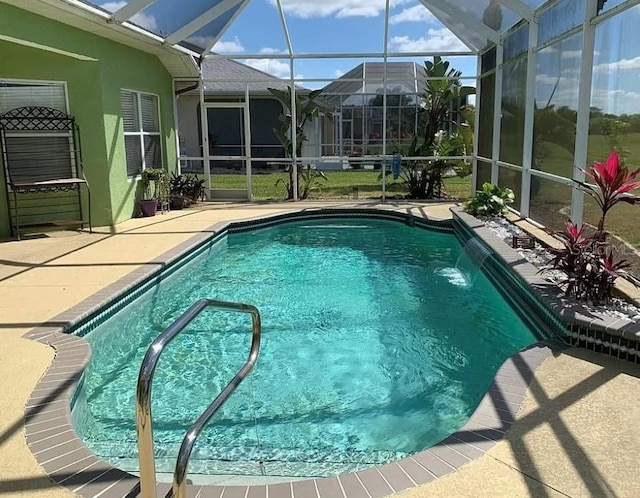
[98,0,639,266]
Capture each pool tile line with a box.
[20,207,555,497]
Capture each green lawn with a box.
[529,134,640,247]
[209,171,473,201]
[524,134,640,277]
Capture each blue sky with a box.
[99,0,479,83]
[220,0,478,84]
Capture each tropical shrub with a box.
[464,183,515,216]
[169,173,206,204]
[421,56,475,156]
[276,165,327,200]
[546,221,629,304]
[381,57,475,199]
[573,151,640,236]
[183,174,207,203]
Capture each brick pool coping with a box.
[23,207,561,498]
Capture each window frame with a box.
[121,89,162,179]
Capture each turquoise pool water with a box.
[73,218,537,477]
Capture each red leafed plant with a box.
[574,151,640,235]
[546,220,630,304]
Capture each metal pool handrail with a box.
[135,299,262,498]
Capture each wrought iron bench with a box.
[0,106,92,239]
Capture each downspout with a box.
[175,55,204,96]
[175,80,200,96]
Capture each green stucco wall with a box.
[0,3,178,237]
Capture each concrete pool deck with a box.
[0,201,639,498]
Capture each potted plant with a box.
[140,168,168,217]
[183,174,206,205]
[169,172,188,210]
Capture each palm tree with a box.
[414,57,475,198]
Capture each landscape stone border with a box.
[452,207,640,364]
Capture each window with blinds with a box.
[120,90,161,178]
[0,81,74,181]
[0,81,67,114]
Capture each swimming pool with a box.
[72,216,537,478]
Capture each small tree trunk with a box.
[596,211,608,241]
[287,167,295,200]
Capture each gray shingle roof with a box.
[201,58,292,94]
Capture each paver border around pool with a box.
[22,206,562,498]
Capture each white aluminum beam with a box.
[244,84,253,201]
[165,0,244,46]
[518,19,538,217]
[204,0,252,53]
[208,51,476,60]
[472,54,482,193]
[491,43,504,185]
[172,79,181,174]
[276,0,294,57]
[199,81,211,192]
[290,58,298,201]
[571,0,598,225]
[381,0,391,201]
[420,0,501,44]
[496,0,535,22]
[112,0,157,23]
[272,0,297,199]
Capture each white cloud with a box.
[591,87,640,115]
[530,81,640,115]
[334,69,345,78]
[389,4,435,24]
[388,29,466,52]
[594,56,640,73]
[212,36,245,54]
[560,50,582,59]
[535,74,579,87]
[101,1,157,31]
[244,59,298,79]
[269,0,411,18]
[260,47,286,54]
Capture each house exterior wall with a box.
[0,3,177,237]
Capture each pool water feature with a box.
[437,237,494,289]
[72,218,538,478]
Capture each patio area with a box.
[0,201,639,498]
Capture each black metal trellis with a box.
[0,106,92,239]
